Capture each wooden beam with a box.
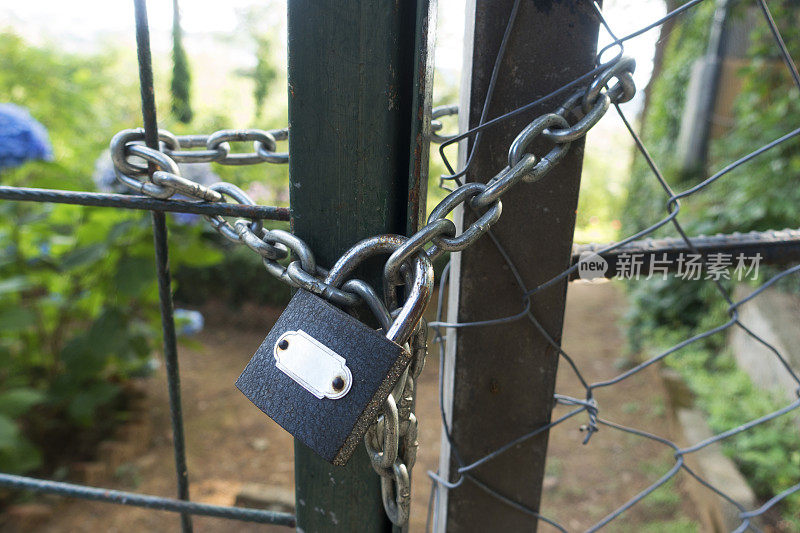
[436,1,601,530]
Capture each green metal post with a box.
[287,1,435,531]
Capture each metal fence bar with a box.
[0,186,290,219]
[5,182,800,272]
[0,473,296,526]
[570,228,800,279]
[133,1,192,531]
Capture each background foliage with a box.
[170,0,193,124]
[4,1,799,524]
[0,31,238,476]
[621,1,800,522]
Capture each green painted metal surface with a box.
[287,1,434,530]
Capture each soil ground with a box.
[25,282,701,532]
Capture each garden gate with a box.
[2,0,800,532]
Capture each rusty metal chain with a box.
[107,55,636,526]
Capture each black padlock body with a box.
[236,289,409,466]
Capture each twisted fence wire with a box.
[426,0,800,530]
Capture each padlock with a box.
[236,235,433,466]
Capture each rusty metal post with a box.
[436,1,601,530]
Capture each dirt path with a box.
[542,282,698,532]
[27,282,698,532]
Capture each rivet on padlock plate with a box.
[236,289,409,466]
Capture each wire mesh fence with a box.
[425,0,800,531]
[0,0,799,531]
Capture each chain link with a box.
[364,319,428,526]
[205,129,277,166]
[544,91,610,143]
[582,56,636,113]
[428,182,503,252]
[162,134,231,163]
[107,55,636,527]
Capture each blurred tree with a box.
[170,0,193,124]
[0,32,141,189]
[231,6,279,122]
[619,3,800,523]
[251,36,277,121]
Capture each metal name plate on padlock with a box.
[236,289,409,466]
[273,329,353,400]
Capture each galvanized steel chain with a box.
[356,57,633,524]
[364,317,428,526]
[315,235,432,526]
[402,56,636,270]
[110,126,370,309]
[107,55,636,526]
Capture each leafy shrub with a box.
[174,223,293,308]
[0,204,158,472]
[621,1,800,521]
[0,33,222,475]
[0,203,223,474]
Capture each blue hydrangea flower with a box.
[0,103,53,169]
[174,308,204,336]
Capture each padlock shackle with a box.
[386,253,432,344]
[342,279,393,331]
[324,235,433,345]
[324,235,407,287]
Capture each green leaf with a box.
[0,388,46,418]
[0,422,42,474]
[60,335,105,381]
[107,219,139,242]
[60,243,106,270]
[68,382,120,425]
[0,414,20,449]
[114,256,155,296]
[174,241,223,267]
[87,308,129,355]
[17,207,52,225]
[0,276,31,295]
[0,307,36,332]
